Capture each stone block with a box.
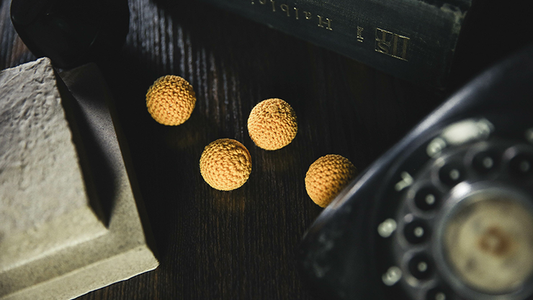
[0,58,158,299]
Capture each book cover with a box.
[197,0,473,89]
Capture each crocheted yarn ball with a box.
[146,75,196,126]
[305,154,357,207]
[200,138,252,191]
[247,98,297,150]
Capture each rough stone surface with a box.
[0,57,106,272]
[0,59,158,299]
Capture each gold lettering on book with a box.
[357,26,364,43]
[317,15,333,31]
[375,28,409,61]
[280,4,290,16]
[251,1,334,32]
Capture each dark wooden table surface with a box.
[4,0,527,299]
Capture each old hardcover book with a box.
[198,0,473,89]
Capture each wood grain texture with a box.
[0,0,445,299]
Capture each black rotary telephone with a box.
[298,44,533,300]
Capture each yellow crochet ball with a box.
[200,138,252,191]
[305,154,357,208]
[247,98,297,150]
[146,75,196,126]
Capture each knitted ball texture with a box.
[200,138,252,191]
[305,154,357,207]
[247,98,297,150]
[146,75,196,125]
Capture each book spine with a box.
[198,0,472,89]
